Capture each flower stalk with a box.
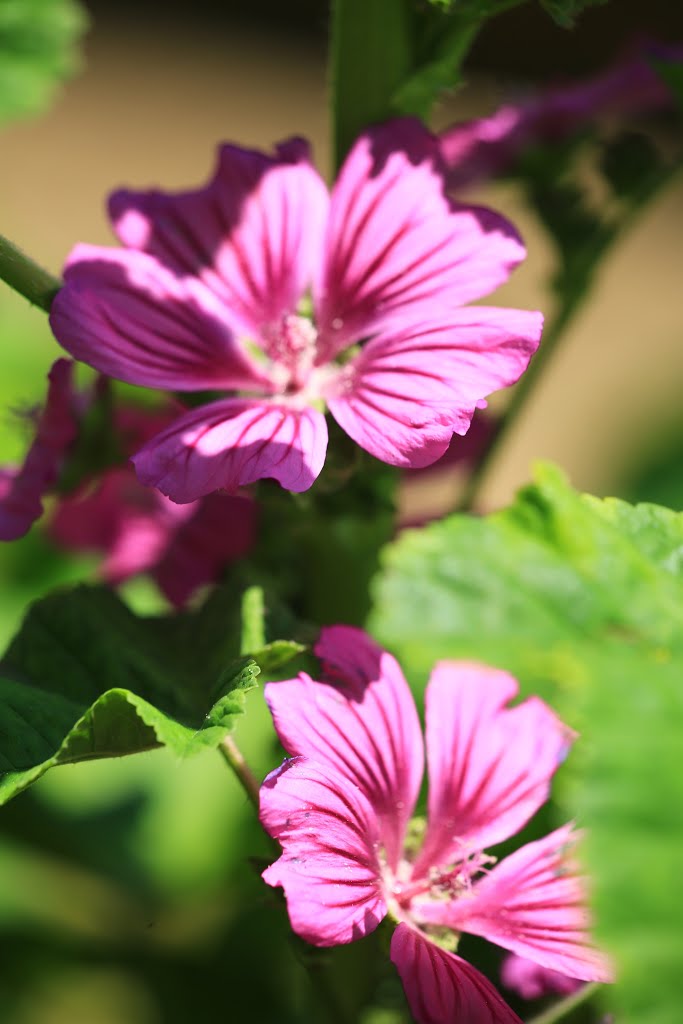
[218,735,261,810]
[526,982,600,1024]
[0,232,61,311]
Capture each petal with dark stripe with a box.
[391,924,523,1024]
[260,756,386,946]
[264,626,424,872]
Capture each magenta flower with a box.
[501,952,583,1001]
[0,359,78,541]
[260,627,613,1023]
[49,467,256,608]
[440,46,681,191]
[49,120,542,501]
[0,359,255,605]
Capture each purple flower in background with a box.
[0,360,256,605]
[440,45,681,191]
[50,120,542,501]
[259,627,613,1024]
[501,952,583,1001]
[0,359,79,541]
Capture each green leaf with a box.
[652,58,683,118]
[0,0,87,126]
[392,17,477,118]
[371,463,683,1023]
[0,585,259,804]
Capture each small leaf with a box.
[0,0,87,126]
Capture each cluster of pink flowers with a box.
[260,627,612,1023]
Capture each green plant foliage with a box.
[539,0,607,27]
[0,585,265,804]
[0,0,87,126]
[653,59,683,117]
[371,463,683,1024]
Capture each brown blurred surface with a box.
[0,7,682,511]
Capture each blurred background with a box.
[0,1,681,1020]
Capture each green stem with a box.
[0,233,61,311]
[304,953,354,1024]
[218,735,260,810]
[329,0,414,170]
[526,982,600,1024]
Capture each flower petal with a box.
[326,309,541,468]
[260,756,386,946]
[132,398,328,501]
[50,245,270,392]
[414,662,575,874]
[153,492,256,607]
[315,118,526,359]
[500,953,582,1000]
[0,359,78,541]
[391,924,523,1024]
[440,49,678,191]
[264,626,424,872]
[109,139,329,338]
[417,825,614,984]
[49,468,181,579]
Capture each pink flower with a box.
[440,46,680,191]
[0,359,256,605]
[501,952,583,1001]
[49,120,542,501]
[0,359,79,541]
[259,627,613,1023]
[49,467,256,608]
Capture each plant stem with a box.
[329,0,414,170]
[304,953,354,1024]
[0,233,61,311]
[218,735,260,810]
[526,982,600,1024]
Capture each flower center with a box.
[262,314,318,393]
[386,847,495,915]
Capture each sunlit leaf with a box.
[0,0,87,126]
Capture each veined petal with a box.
[326,309,541,468]
[50,245,271,392]
[315,118,526,359]
[132,398,327,501]
[391,924,523,1024]
[417,825,614,984]
[414,662,575,874]
[260,756,386,946]
[264,626,424,872]
[109,139,329,338]
[0,360,78,541]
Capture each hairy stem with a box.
[526,982,600,1024]
[0,233,61,311]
